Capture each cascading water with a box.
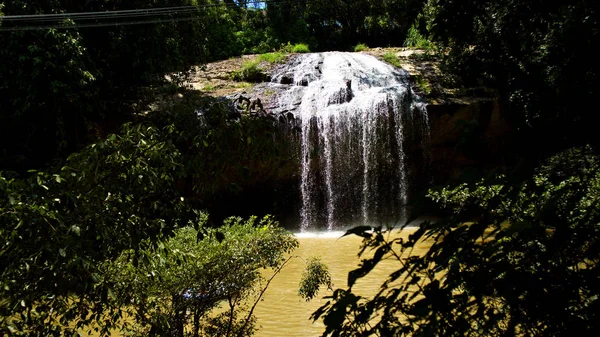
[271,52,430,231]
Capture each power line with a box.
[1,7,204,23]
[0,0,308,31]
[1,6,200,21]
[0,1,291,22]
[0,16,203,32]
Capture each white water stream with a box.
[273,52,429,231]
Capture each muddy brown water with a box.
[253,227,429,337]
[84,227,430,336]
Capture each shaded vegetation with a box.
[314,146,600,336]
[429,0,599,152]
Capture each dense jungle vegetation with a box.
[1,0,599,336]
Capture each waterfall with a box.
[271,52,430,231]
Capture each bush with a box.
[404,24,435,50]
[292,43,310,53]
[230,60,267,82]
[354,43,369,52]
[105,215,299,336]
[279,42,295,54]
[202,83,216,91]
[0,123,187,335]
[382,52,402,68]
[413,75,431,95]
[257,52,286,64]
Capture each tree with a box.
[313,146,600,336]
[428,0,599,152]
[104,215,299,337]
[0,123,189,335]
[0,0,207,172]
[0,16,95,171]
[300,0,426,50]
[266,0,313,48]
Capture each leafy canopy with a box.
[0,122,188,335]
[104,215,299,337]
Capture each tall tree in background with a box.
[429,0,599,153]
[266,0,313,48]
[300,0,426,50]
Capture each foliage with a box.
[233,9,278,56]
[265,1,314,50]
[105,215,299,337]
[0,20,95,171]
[301,0,427,50]
[278,42,296,54]
[277,42,310,54]
[230,60,268,82]
[298,257,332,301]
[353,43,369,52]
[234,82,253,89]
[429,0,599,149]
[413,75,431,95]
[0,0,207,172]
[230,53,285,83]
[292,43,311,53]
[313,146,600,336]
[257,52,287,64]
[0,123,189,335]
[403,24,434,50]
[202,83,217,92]
[382,52,402,68]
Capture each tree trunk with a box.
[171,294,186,337]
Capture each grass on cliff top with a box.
[279,42,311,54]
[257,52,287,64]
[354,43,369,52]
[231,60,266,82]
[291,43,310,53]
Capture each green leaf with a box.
[70,225,81,236]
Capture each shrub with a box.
[202,83,216,91]
[382,52,402,68]
[292,43,310,53]
[279,42,294,54]
[106,215,299,337]
[354,43,369,52]
[404,24,435,50]
[413,75,431,95]
[257,52,286,64]
[230,60,267,82]
[0,123,187,335]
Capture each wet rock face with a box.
[192,51,509,231]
